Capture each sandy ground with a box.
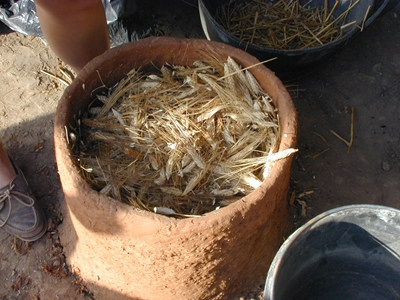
[0,1,399,299]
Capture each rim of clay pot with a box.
[54,36,298,228]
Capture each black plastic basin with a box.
[199,0,388,78]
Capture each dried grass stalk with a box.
[72,56,297,217]
[215,0,361,50]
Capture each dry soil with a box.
[0,1,399,299]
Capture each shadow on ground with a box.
[0,114,144,299]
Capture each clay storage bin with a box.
[54,36,298,300]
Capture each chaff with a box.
[307,130,330,159]
[215,0,362,50]
[330,107,355,153]
[40,69,73,86]
[73,56,297,217]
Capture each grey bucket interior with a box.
[264,205,400,300]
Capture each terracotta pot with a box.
[54,36,298,300]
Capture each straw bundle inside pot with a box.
[215,0,361,50]
[71,56,296,217]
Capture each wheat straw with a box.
[72,56,296,217]
[215,0,361,50]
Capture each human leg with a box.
[35,0,110,73]
[0,140,16,187]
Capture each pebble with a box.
[372,63,382,74]
[382,161,392,171]
[53,259,61,267]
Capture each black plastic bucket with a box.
[264,205,400,300]
[198,0,388,78]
